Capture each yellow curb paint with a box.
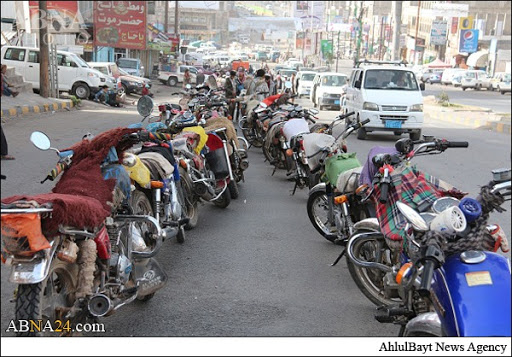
[52,103,58,110]
[497,123,504,133]
[9,108,17,116]
[43,104,49,111]
[34,106,40,113]
[21,107,29,114]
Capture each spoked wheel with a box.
[346,231,399,307]
[178,168,199,230]
[130,189,159,247]
[240,119,263,148]
[228,180,239,199]
[15,259,78,336]
[306,189,338,242]
[213,188,231,208]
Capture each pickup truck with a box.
[158,65,198,86]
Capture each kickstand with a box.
[331,248,346,266]
[290,181,298,195]
[271,166,277,176]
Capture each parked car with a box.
[279,69,297,82]
[296,71,316,98]
[461,70,489,91]
[158,65,197,86]
[88,62,150,95]
[441,68,466,85]
[489,72,507,91]
[419,68,445,83]
[452,73,464,87]
[256,51,268,61]
[426,72,442,84]
[497,73,511,95]
[1,45,112,99]
[116,57,144,77]
[310,72,348,111]
[344,63,425,140]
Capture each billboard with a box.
[430,20,448,46]
[27,1,82,33]
[459,29,479,53]
[147,24,179,54]
[94,1,146,50]
[459,16,474,30]
[321,39,333,59]
[294,1,325,30]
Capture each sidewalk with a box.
[1,92,74,119]
[424,96,511,135]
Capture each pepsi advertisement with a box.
[459,29,479,53]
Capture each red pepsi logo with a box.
[463,31,474,41]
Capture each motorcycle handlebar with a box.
[41,161,69,184]
[359,118,371,127]
[208,102,226,107]
[446,141,469,148]
[318,150,329,165]
[379,181,389,204]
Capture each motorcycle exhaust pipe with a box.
[88,293,113,317]
[194,182,208,196]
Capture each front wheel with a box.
[306,189,337,242]
[357,127,367,140]
[228,180,239,199]
[72,83,90,100]
[346,231,399,306]
[409,130,421,141]
[15,259,78,336]
[179,168,199,230]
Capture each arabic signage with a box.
[28,1,81,33]
[459,29,479,53]
[431,3,468,17]
[147,23,179,54]
[94,1,146,50]
[430,20,448,46]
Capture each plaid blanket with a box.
[372,165,465,243]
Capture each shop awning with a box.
[424,58,452,68]
[466,50,488,68]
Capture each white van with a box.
[441,68,466,85]
[1,46,110,99]
[344,62,425,140]
[309,72,348,110]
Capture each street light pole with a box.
[414,1,421,65]
[353,1,365,67]
[39,0,49,98]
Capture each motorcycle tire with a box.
[345,230,399,307]
[15,259,78,336]
[213,189,231,208]
[179,168,199,230]
[306,189,337,242]
[136,293,155,302]
[177,225,186,244]
[228,180,239,199]
[240,119,263,148]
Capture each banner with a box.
[321,40,333,59]
[28,1,81,33]
[430,20,448,46]
[94,1,146,50]
[451,17,459,34]
[459,16,474,30]
[147,23,179,54]
[294,1,325,30]
[459,29,479,53]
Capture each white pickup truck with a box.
[158,65,197,86]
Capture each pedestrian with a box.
[1,64,19,98]
[224,70,237,117]
[236,69,246,95]
[183,68,191,88]
[94,85,110,104]
[141,84,154,98]
[265,74,275,95]
[1,125,14,160]
[196,69,205,85]
[253,69,269,101]
[290,72,297,95]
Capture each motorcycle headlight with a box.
[123,153,137,167]
[410,104,423,112]
[363,102,379,111]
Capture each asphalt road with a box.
[1,85,510,341]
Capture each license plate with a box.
[334,100,340,105]
[385,120,402,129]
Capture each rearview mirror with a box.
[137,96,154,118]
[284,81,292,89]
[30,131,51,151]
[396,201,429,232]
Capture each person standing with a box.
[183,68,191,88]
[1,65,19,97]
[196,69,205,85]
[224,70,237,117]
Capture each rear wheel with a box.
[72,83,90,100]
[213,189,231,208]
[306,189,337,242]
[179,168,199,230]
[15,259,78,336]
[167,77,178,87]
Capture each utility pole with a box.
[164,1,169,33]
[353,1,365,66]
[414,1,421,65]
[379,16,384,60]
[370,16,375,58]
[392,1,402,61]
[336,30,340,72]
[174,0,179,36]
[39,1,49,98]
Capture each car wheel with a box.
[410,130,421,141]
[462,87,467,91]
[167,77,178,86]
[121,83,129,95]
[72,83,90,100]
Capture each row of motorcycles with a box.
[239,80,511,337]
[0,77,250,336]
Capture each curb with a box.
[425,105,510,135]
[1,100,74,118]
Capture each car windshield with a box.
[71,54,89,68]
[118,59,138,69]
[301,73,316,81]
[504,74,511,81]
[321,75,347,87]
[364,70,418,90]
[118,67,130,75]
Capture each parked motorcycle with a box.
[306,115,371,243]
[1,128,168,336]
